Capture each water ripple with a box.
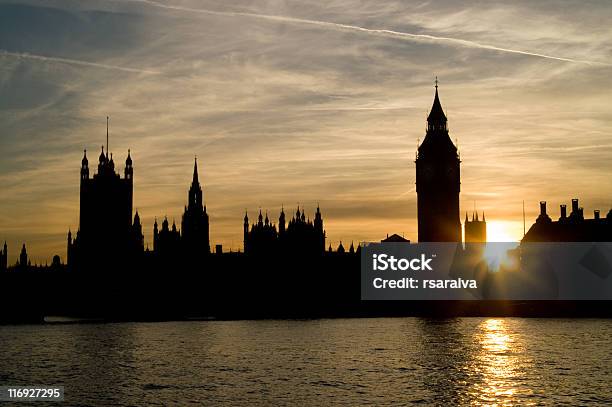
[0,318,610,405]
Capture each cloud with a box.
[1,50,161,74]
[123,0,610,66]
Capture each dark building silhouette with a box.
[51,255,61,268]
[244,206,326,255]
[67,121,143,271]
[152,159,210,260]
[523,199,612,242]
[181,158,210,256]
[416,80,461,242]
[381,234,410,243]
[464,212,486,242]
[131,210,144,253]
[0,241,6,271]
[153,217,181,257]
[243,210,277,254]
[19,243,28,269]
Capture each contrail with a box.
[0,50,161,74]
[126,0,609,67]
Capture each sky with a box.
[1,0,611,263]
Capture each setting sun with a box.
[486,221,521,243]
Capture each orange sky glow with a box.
[1,0,611,263]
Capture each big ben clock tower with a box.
[415,79,461,242]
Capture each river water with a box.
[1,318,610,405]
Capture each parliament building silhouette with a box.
[65,84,472,271]
[244,205,326,256]
[153,158,210,260]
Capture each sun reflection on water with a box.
[471,319,533,406]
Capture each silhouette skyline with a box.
[2,85,611,269]
[1,82,611,322]
[2,86,477,265]
[1,0,611,261]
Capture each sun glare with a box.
[486,221,520,243]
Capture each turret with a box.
[19,243,28,268]
[98,146,107,173]
[314,205,323,229]
[314,204,325,252]
[243,211,249,253]
[153,218,159,251]
[279,206,286,235]
[81,149,89,180]
[99,146,106,163]
[125,149,133,180]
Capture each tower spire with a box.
[427,78,447,130]
[106,116,109,158]
[192,156,199,185]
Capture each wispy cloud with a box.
[1,50,161,74]
[125,0,610,66]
